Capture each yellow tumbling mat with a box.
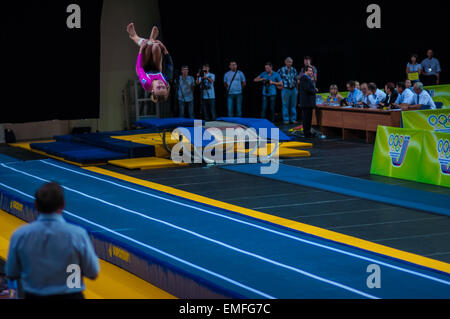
[109,157,189,170]
[112,133,178,158]
[0,210,175,299]
[279,141,313,149]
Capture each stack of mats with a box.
[29,129,160,165]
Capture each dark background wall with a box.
[159,0,448,118]
[1,0,103,124]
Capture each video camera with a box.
[198,68,210,90]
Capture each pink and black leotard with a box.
[136,53,170,92]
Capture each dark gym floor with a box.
[1,137,450,263]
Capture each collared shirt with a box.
[407,63,422,73]
[375,89,387,102]
[198,73,216,99]
[224,71,246,95]
[178,75,195,102]
[421,58,441,76]
[414,90,436,109]
[347,88,363,105]
[277,66,298,89]
[6,214,100,296]
[299,66,318,83]
[258,71,282,96]
[395,89,415,105]
[367,92,382,108]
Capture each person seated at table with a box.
[366,83,384,109]
[391,82,415,110]
[345,80,363,106]
[405,79,414,92]
[410,82,436,110]
[356,83,370,107]
[325,85,344,106]
[380,82,398,108]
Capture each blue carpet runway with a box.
[0,159,449,298]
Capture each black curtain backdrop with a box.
[1,0,102,124]
[159,0,448,119]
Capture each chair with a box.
[435,102,444,109]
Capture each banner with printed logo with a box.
[371,126,449,187]
[419,131,450,187]
[371,126,424,181]
[402,109,450,132]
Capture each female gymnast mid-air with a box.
[127,24,173,103]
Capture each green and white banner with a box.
[371,126,449,187]
[402,109,450,133]
[419,132,450,186]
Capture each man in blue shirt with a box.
[421,49,441,86]
[392,82,415,109]
[254,62,283,122]
[345,80,363,106]
[6,183,99,299]
[278,57,299,124]
[411,82,436,110]
[367,83,386,109]
[196,64,216,121]
[224,61,246,117]
[177,65,195,118]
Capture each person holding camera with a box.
[177,66,195,118]
[254,62,282,123]
[224,61,246,117]
[196,64,216,121]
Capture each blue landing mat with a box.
[222,164,450,216]
[0,160,449,299]
[0,154,18,164]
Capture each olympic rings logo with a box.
[438,139,450,160]
[428,115,450,130]
[388,134,406,153]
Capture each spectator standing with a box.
[224,61,246,117]
[421,49,441,86]
[299,56,318,84]
[196,64,216,121]
[6,183,99,299]
[406,54,422,85]
[254,62,283,122]
[177,65,195,118]
[278,57,299,124]
[299,66,316,138]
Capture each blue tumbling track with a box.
[0,159,449,299]
[223,164,450,216]
[0,154,18,164]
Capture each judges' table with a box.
[312,106,404,143]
